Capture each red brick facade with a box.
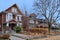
[0,4,23,30]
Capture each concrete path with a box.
[33,35,60,40]
[10,31,32,40]
[10,36,25,40]
[10,35,60,40]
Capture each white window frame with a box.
[16,15,22,21]
[6,13,13,22]
[12,7,17,13]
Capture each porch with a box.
[2,20,22,30]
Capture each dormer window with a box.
[12,7,17,13]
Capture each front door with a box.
[9,23,16,30]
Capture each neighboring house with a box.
[28,13,38,28]
[22,13,39,29]
[51,24,60,29]
[0,4,23,30]
[37,19,48,28]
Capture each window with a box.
[17,16,19,21]
[16,15,22,21]
[29,20,34,23]
[12,7,17,13]
[6,13,12,21]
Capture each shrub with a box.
[14,26,21,33]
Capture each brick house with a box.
[0,4,23,30]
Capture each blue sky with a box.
[0,0,60,23]
[0,0,34,13]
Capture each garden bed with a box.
[17,31,48,39]
[0,34,10,40]
[17,28,60,39]
[18,28,48,38]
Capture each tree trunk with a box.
[48,24,51,35]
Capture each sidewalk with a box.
[33,35,60,40]
[8,30,60,40]
[10,33,60,40]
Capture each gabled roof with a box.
[29,13,36,17]
[0,3,23,15]
[4,3,16,11]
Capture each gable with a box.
[4,4,22,15]
[29,13,36,17]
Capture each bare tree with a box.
[33,0,60,34]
